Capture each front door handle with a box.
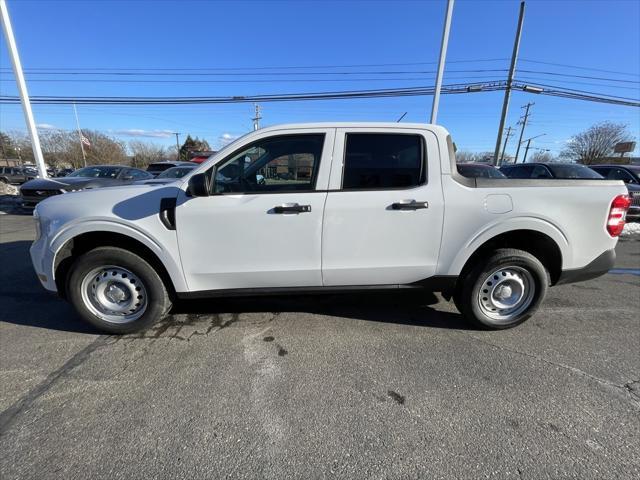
[391,200,428,210]
[273,203,312,214]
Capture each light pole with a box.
[430,0,455,124]
[1,0,47,178]
[521,133,546,163]
[492,1,525,165]
[173,132,181,160]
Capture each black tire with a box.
[455,248,549,330]
[67,247,171,334]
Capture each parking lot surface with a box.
[1,211,639,479]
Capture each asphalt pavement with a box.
[0,211,638,479]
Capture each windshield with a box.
[627,166,640,180]
[67,166,122,178]
[457,164,506,179]
[157,166,195,178]
[147,163,176,173]
[547,164,603,179]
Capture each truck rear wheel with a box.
[456,248,549,329]
[67,247,171,334]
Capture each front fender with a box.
[49,219,188,292]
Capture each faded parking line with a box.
[608,268,640,276]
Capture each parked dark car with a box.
[55,168,75,177]
[136,164,198,185]
[500,163,603,180]
[456,163,506,179]
[20,165,153,207]
[146,161,194,177]
[590,164,640,220]
[0,166,37,185]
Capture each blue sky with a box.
[1,0,639,156]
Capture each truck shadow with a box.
[170,291,473,331]
[0,239,473,334]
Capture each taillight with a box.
[607,194,631,237]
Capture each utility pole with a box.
[173,132,181,160]
[514,102,534,163]
[1,0,47,178]
[72,103,87,167]
[492,1,525,165]
[521,133,545,163]
[430,0,454,124]
[252,104,262,131]
[499,126,514,165]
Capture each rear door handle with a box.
[391,200,428,210]
[273,203,312,214]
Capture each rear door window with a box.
[342,133,425,190]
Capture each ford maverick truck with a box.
[29,123,631,333]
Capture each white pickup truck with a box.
[30,123,632,333]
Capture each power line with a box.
[0,76,509,84]
[1,81,637,107]
[0,58,511,72]
[513,81,640,102]
[517,69,640,84]
[520,58,640,77]
[0,68,510,76]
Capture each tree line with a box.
[0,130,211,168]
[456,122,635,164]
[1,122,635,168]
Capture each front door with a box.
[176,129,334,293]
[321,128,444,286]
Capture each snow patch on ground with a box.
[621,222,640,237]
[0,182,18,196]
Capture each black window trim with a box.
[339,132,427,192]
[208,132,327,196]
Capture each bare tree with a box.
[560,122,634,165]
[529,150,555,163]
[455,151,495,163]
[129,141,168,167]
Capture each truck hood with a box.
[35,182,183,226]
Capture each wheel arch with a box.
[456,229,564,286]
[53,230,181,299]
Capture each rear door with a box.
[175,128,334,292]
[321,128,444,286]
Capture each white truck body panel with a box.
[30,122,627,297]
[322,127,444,285]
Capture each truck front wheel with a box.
[455,248,549,329]
[67,247,171,334]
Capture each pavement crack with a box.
[0,335,114,436]
[464,333,640,408]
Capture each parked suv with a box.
[590,165,640,220]
[0,166,36,185]
[500,163,603,180]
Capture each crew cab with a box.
[30,123,632,333]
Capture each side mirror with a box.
[188,172,210,197]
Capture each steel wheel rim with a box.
[80,265,148,324]
[477,266,536,323]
